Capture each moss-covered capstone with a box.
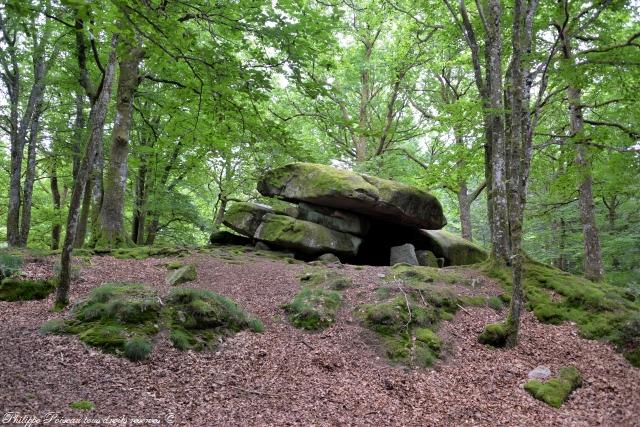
[524,366,582,408]
[222,202,274,237]
[254,213,362,256]
[257,162,446,229]
[41,283,263,361]
[0,278,57,301]
[419,229,488,266]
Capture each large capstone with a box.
[254,213,362,257]
[222,202,273,237]
[258,162,446,229]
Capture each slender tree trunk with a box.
[50,162,62,250]
[19,108,41,246]
[56,36,118,308]
[75,175,92,248]
[485,0,511,265]
[458,183,473,241]
[95,45,144,248]
[559,26,604,282]
[355,39,374,163]
[132,161,148,244]
[72,91,85,178]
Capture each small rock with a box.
[390,243,419,266]
[317,253,341,264]
[528,366,552,380]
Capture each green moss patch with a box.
[0,278,57,301]
[390,263,467,285]
[358,281,459,367]
[481,260,640,366]
[164,288,263,350]
[166,261,184,270]
[70,400,95,410]
[284,287,342,330]
[478,321,509,347]
[41,283,262,360]
[299,269,352,290]
[524,366,582,408]
[166,264,197,286]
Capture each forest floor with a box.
[1,248,639,426]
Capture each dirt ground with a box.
[1,250,638,426]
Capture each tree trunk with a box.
[56,36,118,308]
[132,161,148,244]
[95,45,144,248]
[458,183,473,241]
[74,175,92,248]
[6,54,48,246]
[559,24,604,282]
[50,162,62,250]
[19,108,41,246]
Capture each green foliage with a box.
[69,400,95,410]
[166,262,183,270]
[123,337,153,362]
[488,296,504,310]
[283,287,342,330]
[40,318,68,334]
[524,366,583,408]
[0,253,23,279]
[0,278,57,301]
[482,260,640,363]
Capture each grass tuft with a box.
[123,337,153,362]
[524,366,582,408]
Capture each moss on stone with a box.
[358,281,458,368]
[0,278,57,301]
[478,321,509,347]
[299,269,352,290]
[44,283,262,360]
[524,366,582,408]
[166,261,184,270]
[390,263,467,285]
[110,246,187,260]
[284,287,342,330]
[166,264,197,285]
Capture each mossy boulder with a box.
[0,278,57,301]
[478,321,509,347]
[283,287,342,330]
[254,213,362,256]
[166,264,197,285]
[524,366,582,408]
[390,263,466,285]
[110,246,187,260]
[416,250,438,267]
[257,162,446,229]
[419,229,487,266]
[223,202,274,237]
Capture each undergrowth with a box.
[481,260,640,366]
[358,279,459,368]
[41,283,262,361]
[0,278,57,301]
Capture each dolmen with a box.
[216,162,487,266]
